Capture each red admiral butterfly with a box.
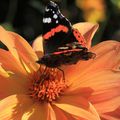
[37,1,95,68]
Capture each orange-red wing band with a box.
[53,49,82,55]
[73,29,86,47]
[43,25,69,40]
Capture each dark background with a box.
[0,0,120,46]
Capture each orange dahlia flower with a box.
[0,22,120,120]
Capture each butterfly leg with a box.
[39,66,48,84]
[57,67,65,81]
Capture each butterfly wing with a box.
[42,1,77,54]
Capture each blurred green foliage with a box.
[0,0,120,47]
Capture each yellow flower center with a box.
[29,66,67,102]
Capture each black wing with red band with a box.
[42,1,86,54]
[37,1,95,68]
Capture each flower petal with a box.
[65,87,93,99]
[0,49,29,99]
[93,97,120,115]
[103,107,120,120]
[48,104,56,120]
[32,35,44,58]
[0,74,28,99]
[58,87,94,112]
[22,103,49,120]
[54,103,100,120]
[0,26,39,72]
[0,94,33,120]
[70,70,120,114]
[57,94,89,109]
[8,32,39,72]
[0,49,27,76]
[0,65,9,77]
[0,26,20,61]
[101,114,120,120]
[52,105,76,120]
[63,41,120,82]
[73,22,99,48]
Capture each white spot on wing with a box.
[47,18,52,23]
[56,20,58,24]
[43,17,52,23]
[53,14,58,19]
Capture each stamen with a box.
[29,67,67,102]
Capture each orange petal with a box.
[8,32,39,72]
[54,103,100,120]
[0,75,27,99]
[0,49,27,76]
[101,114,120,120]
[0,94,33,119]
[63,40,120,82]
[52,105,76,120]
[0,26,39,72]
[93,97,120,115]
[32,35,44,58]
[48,104,56,120]
[73,22,99,48]
[103,107,120,120]
[70,70,120,113]
[22,103,49,120]
[64,87,93,99]
[0,49,29,99]
[0,65,9,77]
[90,40,120,71]
[59,87,93,111]
[0,26,20,61]
[70,70,120,90]
[57,93,89,109]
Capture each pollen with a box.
[29,66,67,102]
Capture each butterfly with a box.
[37,1,95,68]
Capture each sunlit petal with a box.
[0,65,9,77]
[48,104,56,120]
[0,26,20,61]
[0,26,39,73]
[54,103,100,120]
[52,105,75,120]
[57,94,89,109]
[22,103,49,120]
[0,95,33,119]
[0,48,27,76]
[8,32,39,72]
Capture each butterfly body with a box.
[37,1,95,68]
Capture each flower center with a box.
[29,67,67,102]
